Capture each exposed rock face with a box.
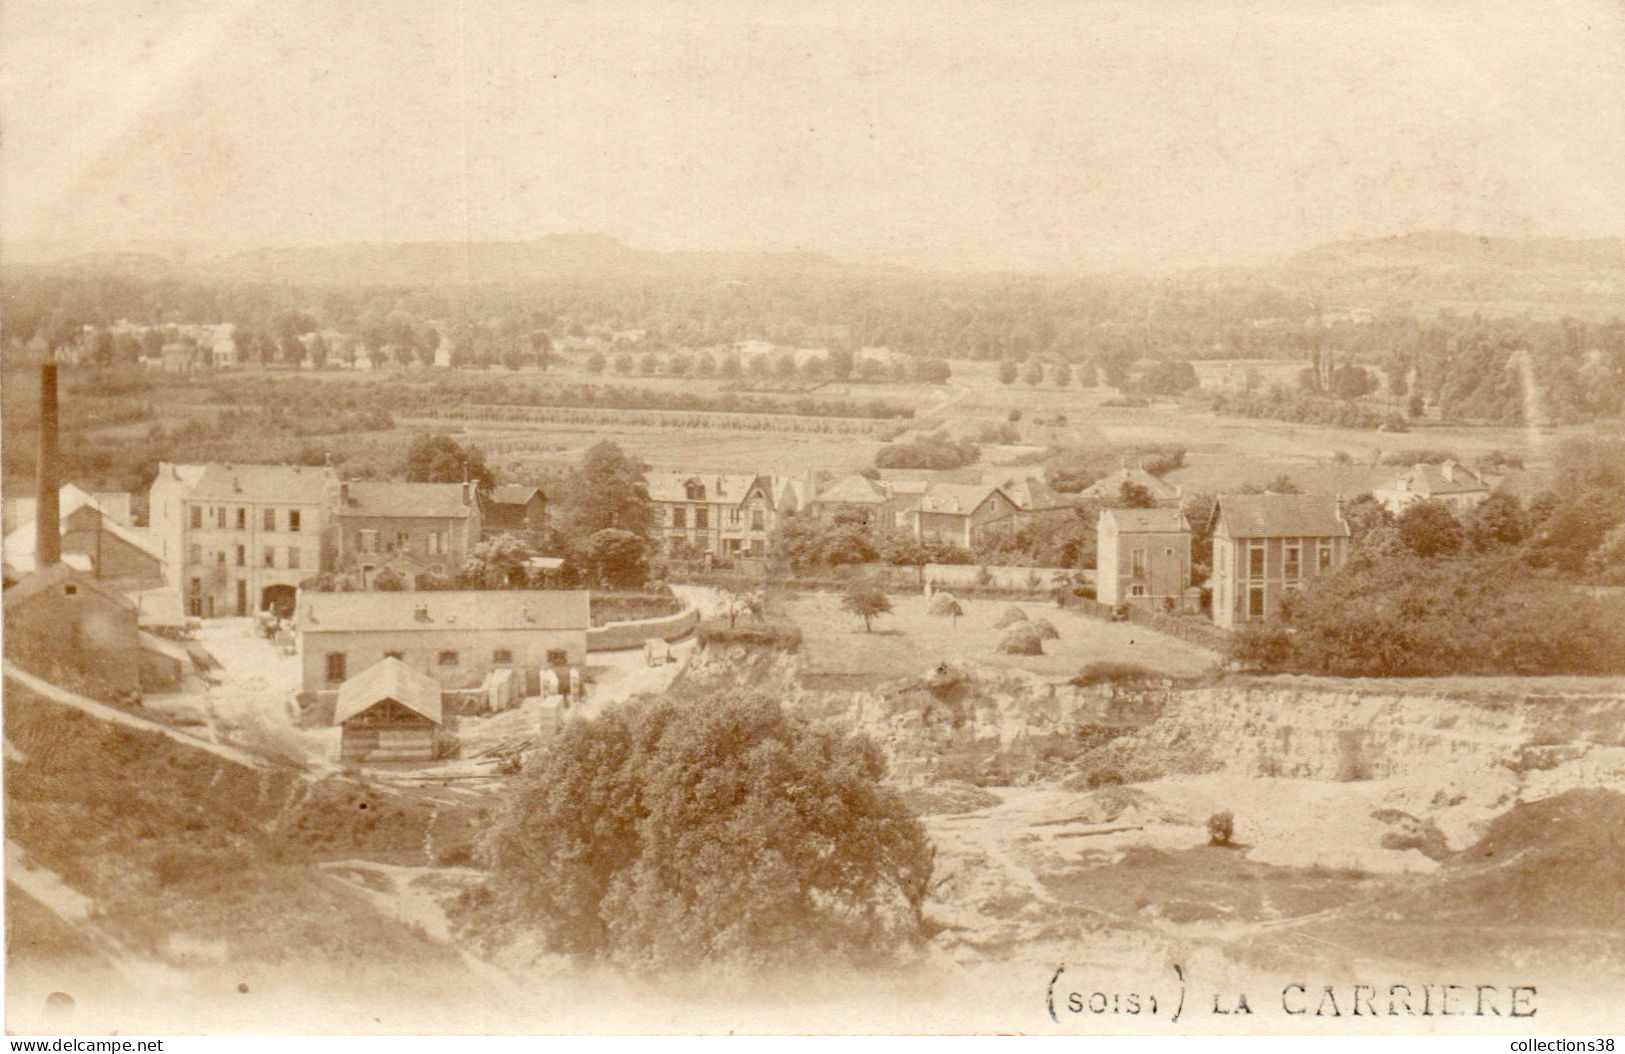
[679,644,1625,851]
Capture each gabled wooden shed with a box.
[335,657,444,763]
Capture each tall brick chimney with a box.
[35,363,62,568]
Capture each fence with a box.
[922,563,1094,594]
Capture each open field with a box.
[785,591,1220,682]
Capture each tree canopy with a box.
[469,694,934,970]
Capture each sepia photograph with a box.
[2,0,1623,1039]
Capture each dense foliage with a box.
[1230,553,1625,676]
[466,695,933,970]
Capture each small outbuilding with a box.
[334,657,445,764]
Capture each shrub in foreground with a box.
[468,695,933,970]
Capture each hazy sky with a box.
[4,0,1623,272]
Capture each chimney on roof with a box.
[463,480,474,505]
[35,364,61,567]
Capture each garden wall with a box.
[586,602,701,652]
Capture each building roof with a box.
[334,657,444,725]
[3,487,164,574]
[1214,494,1350,538]
[813,474,889,505]
[339,481,473,519]
[3,563,136,615]
[301,588,591,634]
[643,472,766,505]
[1389,461,1490,497]
[1100,507,1190,533]
[488,484,544,506]
[998,474,1078,512]
[181,463,338,504]
[917,483,1005,516]
[1079,467,1182,503]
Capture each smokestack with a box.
[36,364,61,568]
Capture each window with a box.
[287,547,300,570]
[190,506,202,529]
[263,507,276,532]
[1130,548,1146,575]
[671,506,686,528]
[215,506,227,525]
[1248,585,1265,618]
[263,548,275,568]
[236,507,246,530]
[1284,542,1301,580]
[493,648,513,664]
[752,511,765,530]
[63,583,78,596]
[1318,540,1334,572]
[216,550,226,564]
[360,529,377,553]
[1130,584,1146,597]
[325,653,347,683]
[189,576,202,596]
[428,532,441,555]
[1248,542,1266,578]
[545,648,569,666]
[694,506,709,530]
[395,531,409,550]
[235,545,245,567]
[728,507,740,525]
[437,650,458,666]
[289,510,301,533]
[188,543,202,565]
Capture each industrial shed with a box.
[335,657,445,764]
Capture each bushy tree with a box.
[471,695,933,970]
[1464,491,1527,551]
[841,582,892,632]
[399,433,495,489]
[555,441,654,541]
[583,528,650,588]
[1395,501,1464,557]
[1115,481,1156,508]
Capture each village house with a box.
[646,472,777,559]
[1209,494,1350,629]
[481,484,548,539]
[1078,467,1183,507]
[5,488,133,533]
[997,474,1086,523]
[334,480,482,587]
[3,485,166,593]
[807,473,890,526]
[2,564,183,696]
[297,588,590,701]
[334,656,445,764]
[1096,507,1196,612]
[906,483,1020,548]
[149,462,341,618]
[1373,460,1491,515]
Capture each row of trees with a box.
[14,260,1620,424]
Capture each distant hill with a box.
[199,233,859,286]
[1286,230,1625,274]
